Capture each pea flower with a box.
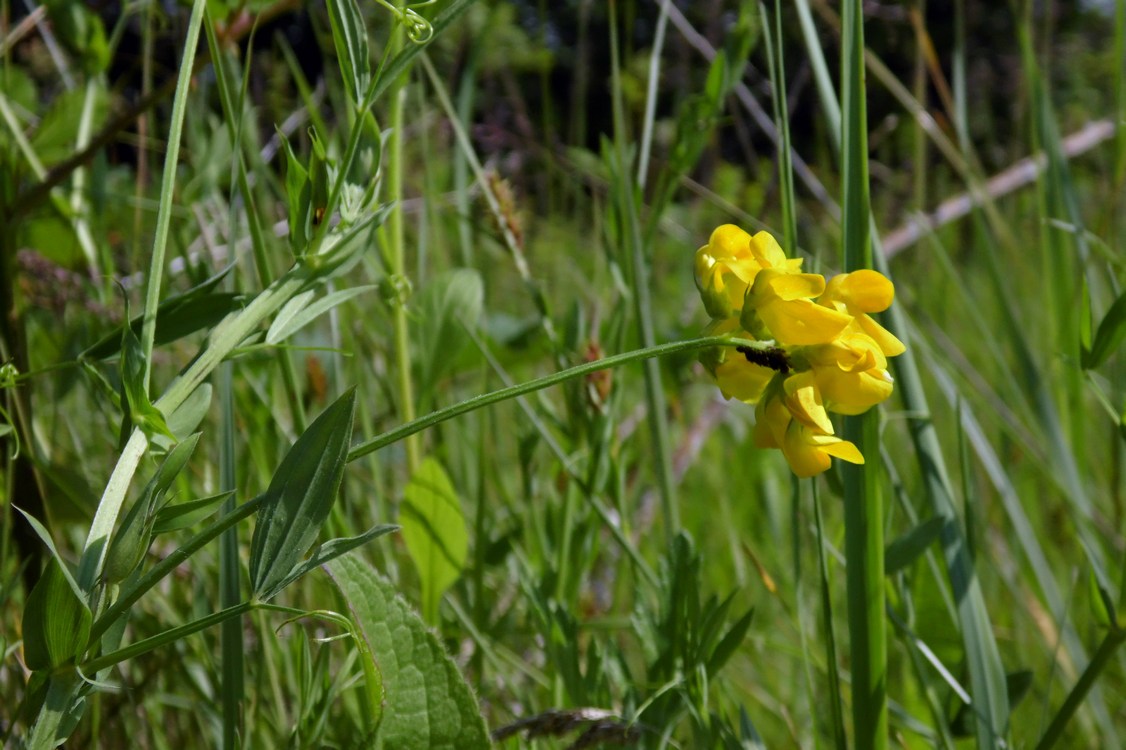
[742,268,853,346]
[694,224,802,319]
[818,269,905,357]
[799,332,895,415]
[752,375,865,478]
[694,224,905,477]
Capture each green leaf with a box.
[43,0,109,74]
[13,507,83,595]
[161,383,213,446]
[30,85,109,166]
[400,458,468,623]
[152,491,234,534]
[266,285,377,345]
[706,607,755,674]
[25,673,87,750]
[325,0,371,106]
[413,269,484,403]
[83,269,241,359]
[249,389,357,599]
[1084,288,1126,369]
[884,516,946,576]
[1090,567,1116,629]
[266,290,316,345]
[326,554,490,749]
[950,670,1035,736]
[269,524,398,594]
[104,434,202,583]
[23,559,92,671]
[280,133,312,254]
[119,324,175,442]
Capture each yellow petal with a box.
[749,230,788,268]
[781,422,832,477]
[756,299,853,346]
[754,391,790,448]
[782,372,833,434]
[856,315,906,357]
[713,356,775,403]
[754,269,826,302]
[824,269,895,312]
[708,224,753,259]
[810,434,865,465]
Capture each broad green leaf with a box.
[152,491,234,534]
[1084,288,1126,369]
[400,458,468,623]
[249,389,356,599]
[266,285,377,345]
[29,84,108,167]
[325,0,371,106]
[23,559,92,671]
[25,673,87,750]
[413,269,484,403]
[884,516,946,576]
[326,554,490,749]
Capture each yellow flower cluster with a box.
[695,225,905,477]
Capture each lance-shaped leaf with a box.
[104,433,202,584]
[250,389,356,599]
[82,265,239,359]
[1084,288,1126,369]
[884,516,946,576]
[325,0,370,106]
[23,558,92,671]
[120,322,175,442]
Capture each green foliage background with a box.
[1,0,1125,747]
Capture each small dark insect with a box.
[313,206,326,225]
[736,345,791,374]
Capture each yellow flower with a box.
[752,377,864,478]
[742,268,853,346]
[694,225,802,320]
[694,225,758,319]
[819,269,905,357]
[801,332,895,415]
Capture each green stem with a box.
[608,0,678,542]
[347,336,766,464]
[83,601,256,674]
[840,0,887,746]
[1036,629,1126,750]
[386,23,420,473]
